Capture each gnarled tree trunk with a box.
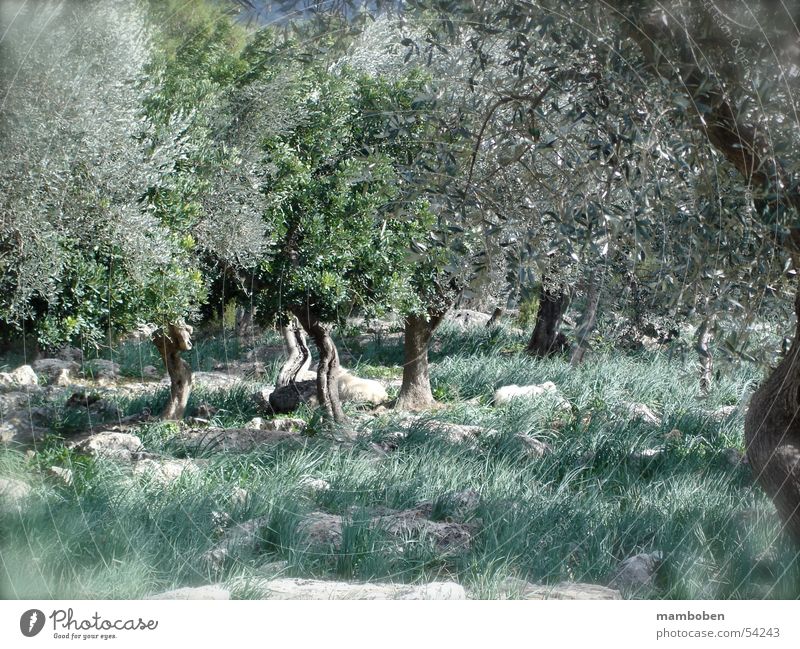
[527,285,568,357]
[396,310,446,411]
[277,315,311,388]
[695,317,714,396]
[292,307,345,423]
[570,275,601,366]
[745,289,800,544]
[152,322,193,420]
[623,5,800,542]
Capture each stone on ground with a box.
[241,578,466,600]
[0,476,32,508]
[500,579,621,600]
[69,431,143,461]
[0,365,38,388]
[146,585,230,600]
[610,551,662,589]
[179,425,305,453]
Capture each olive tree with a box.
[0,0,204,419]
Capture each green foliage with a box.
[0,0,205,350]
[244,47,437,322]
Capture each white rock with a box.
[230,487,249,507]
[246,578,466,600]
[190,372,241,390]
[624,402,661,426]
[133,458,200,485]
[630,448,663,462]
[32,358,79,383]
[0,365,38,388]
[505,580,621,600]
[0,476,32,508]
[86,359,120,380]
[445,309,492,329]
[300,476,331,491]
[709,405,739,421]
[516,434,553,457]
[71,432,143,461]
[146,585,230,600]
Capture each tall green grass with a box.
[1,324,796,600]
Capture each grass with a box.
[1,322,798,600]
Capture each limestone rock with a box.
[0,476,32,508]
[202,516,270,568]
[516,434,553,457]
[70,431,143,461]
[709,405,739,421]
[85,359,120,381]
[56,346,84,363]
[503,579,621,600]
[31,359,79,383]
[630,448,664,463]
[179,426,305,453]
[146,585,230,600]
[244,578,466,600]
[610,551,662,589]
[300,476,331,491]
[0,365,38,389]
[398,416,496,444]
[297,511,343,548]
[191,371,242,390]
[252,387,276,412]
[0,405,48,446]
[133,458,201,485]
[230,486,249,507]
[0,391,31,415]
[623,402,661,426]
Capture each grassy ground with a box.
[1,322,798,599]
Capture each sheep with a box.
[337,371,388,405]
[493,381,569,411]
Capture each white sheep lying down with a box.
[294,367,388,405]
[336,370,388,405]
[493,381,570,410]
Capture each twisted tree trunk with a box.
[624,3,800,543]
[745,289,800,544]
[277,315,311,388]
[396,310,446,411]
[292,307,345,423]
[570,275,600,366]
[527,285,568,357]
[695,317,714,396]
[152,322,193,420]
